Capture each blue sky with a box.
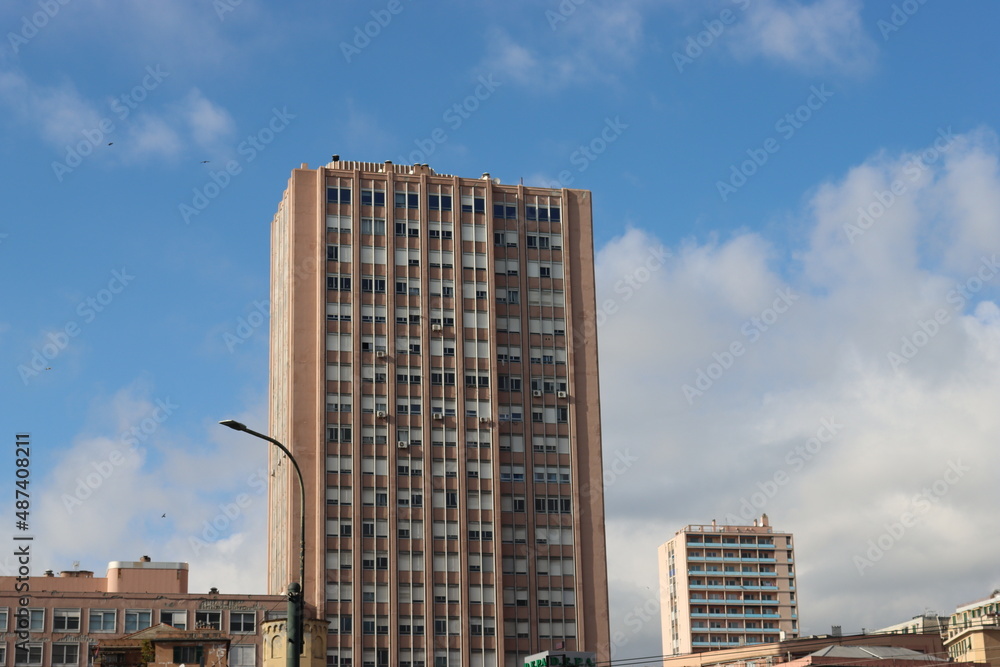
[3,0,1000,658]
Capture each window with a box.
[361,217,386,235]
[89,609,116,633]
[124,610,151,633]
[493,203,518,219]
[535,496,572,513]
[360,276,386,293]
[396,278,420,296]
[327,244,350,262]
[461,194,485,213]
[52,644,79,666]
[231,645,256,667]
[327,274,351,291]
[327,187,351,204]
[395,220,420,237]
[174,646,204,664]
[195,610,222,630]
[231,611,256,633]
[54,609,81,631]
[429,194,452,211]
[526,204,561,221]
[161,610,187,629]
[15,644,42,666]
[361,189,386,206]
[395,192,419,209]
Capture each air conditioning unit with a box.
[431,324,442,331]
[397,441,408,449]
[479,417,491,424]
[376,411,388,418]
[532,390,542,397]
[557,391,568,398]
[433,413,444,420]
[375,350,386,358]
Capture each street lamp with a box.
[220,419,305,667]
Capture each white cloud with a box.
[598,129,1000,657]
[181,88,237,153]
[0,70,104,147]
[728,0,878,74]
[28,382,268,594]
[480,4,645,90]
[0,66,234,165]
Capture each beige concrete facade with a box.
[875,613,949,638]
[268,160,611,667]
[0,558,284,666]
[659,516,798,656]
[946,591,1000,665]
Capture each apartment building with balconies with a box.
[658,515,798,655]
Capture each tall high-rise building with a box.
[658,516,799,656]
[267,160,611,667]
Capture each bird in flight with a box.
[161,513,167,518]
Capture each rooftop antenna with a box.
[72,560,80,569]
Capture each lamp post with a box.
[220,420,305,667]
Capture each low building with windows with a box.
[0,557,285,667]
[657,631,947,667]
[945,590,1000,666]
[875,613,949,638]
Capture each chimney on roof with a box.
[761,513,770,527]
[140,555,151,562]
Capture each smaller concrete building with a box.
[0,557,286,667]
[875,613,949,638]
[96,624,231,666]
[658,631,945,667]
[945,590,1000,666]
